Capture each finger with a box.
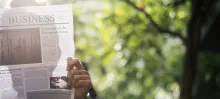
[67,70,89,86]
[71,70,89,76]
[67,58,84,71]
[67,71,72,86]
[66,57,73,71]
[75,80,91,88]
[67,57,72,61]
[71,75,90,88]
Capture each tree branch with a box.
[122,0,187,44]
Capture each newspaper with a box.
[0,4,74,99]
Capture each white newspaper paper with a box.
[0,5,74,99]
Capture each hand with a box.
[67,58,91,99]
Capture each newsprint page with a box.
[0,5,74,99]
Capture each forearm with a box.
[74,93,87,99]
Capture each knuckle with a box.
[81,70,88,75]
[73,58,80,63]
[74,75,79,79]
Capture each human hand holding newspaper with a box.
[67,58,91,99]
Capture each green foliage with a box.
[71,0,190,99]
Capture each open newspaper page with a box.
[0,5,74,99]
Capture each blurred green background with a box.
[71,0,188,99]
[1,0,220,99]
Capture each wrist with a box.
[74,96,86,99]
[74,94,87,99]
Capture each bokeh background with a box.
[0,0,219,99]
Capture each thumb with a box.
[66,57,85,71]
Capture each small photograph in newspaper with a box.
[0,4,74,99]
[50,76,69,89]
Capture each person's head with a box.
[10,0,41,7]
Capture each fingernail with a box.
[67,57,72,61]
